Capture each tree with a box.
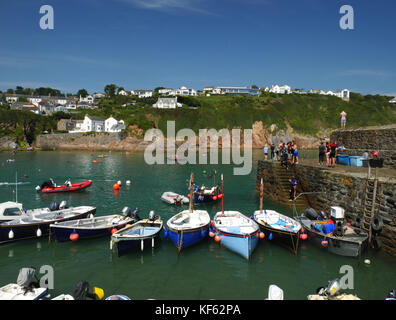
[15,86,24,94]
[251,85,259,89]
[154,87,165,93]
[104,84,117,97]
[117,86,125,94]
[77,89,89,98]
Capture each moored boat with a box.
[190,183,222,204]
[0,204,96,244]
[164,173,211,253]
[253,178,302,254]
[35,178,92,193]
[0,268,48,300]
[210,175,261,260]
[50,207,139,242]
[297,206,369,257]
[161,192,189,205]
[111,211,163,257]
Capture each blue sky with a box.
[0,0,395,95]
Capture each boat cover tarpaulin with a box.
[17,268,36,287]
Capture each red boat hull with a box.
[41,180,93,193]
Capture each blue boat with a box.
[50,207,139,242]
[111,211,163,257]
[210,174,261,260]
[191,183,222,204]
[164,173,211,253]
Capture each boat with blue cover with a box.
[164,173,211,253]
[210,175,261,260]
[111,211,163,257]
[50,207,139,242]
[253,178,302,254]
[190,183,222,204]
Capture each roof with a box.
[86,115,105,121]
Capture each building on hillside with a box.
[57,119,82,131]
[10,102,38,113]
[334,89,350,101]
[269,85,291,94]
[131,90,153,98]
[203,86,221,95]
[118,90,128,96]
[104,116,125,132]
[173,86,197,96]
[152,97,182,109]
[93,92,106,99]
[158,88,174,95]
[390,97,396,104]
[217,86,260,96]
[79,95,94,104]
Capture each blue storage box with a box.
[336,155,350,166]
[349,156,364,167]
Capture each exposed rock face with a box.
[0,136,18,149]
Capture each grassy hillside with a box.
[1,93,395,143]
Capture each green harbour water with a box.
[0,149,395,300]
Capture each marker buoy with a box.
[70,233,79,242]
[126,180,131,185]
[111,228,118,235]
[214,235,220,242]
[113,184,120,190]
[259,232,265,239]
[8,230,14,239]
[117,180,122,186]
[300,233,308,240]
[36,228,42,237]
[364,259,371,265]
[209,231,215,238]
[92,160,98,164]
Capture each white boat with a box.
[266,285,284,300]
[161,192,189,205]
[0,268,48,300]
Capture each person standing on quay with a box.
[329,141,339,168]
[264,144,269,160]
[289,176,297,201]
[340,110,347,129]
[318,141,326,166]
[270,143,275,160]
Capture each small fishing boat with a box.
[164,173,211,253]
[253,178,302,254]
[0,201,61,224]
[111,211,163,257]
[161,192,189,205]
[210,175,261,260]
[0,268,48,300]
[50,207,139,242]
[190,183,222,204]
[0,204,96,244]
[35,178,92,193]
[298,206,369,257]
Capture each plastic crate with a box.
[349,156,364,167]
[336,155,350,166]
[369,158,384,168]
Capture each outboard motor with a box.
[59,201,67,210]
[50,201,60,211]
[131,208,141,221]
[318,210,327,220]
[35,185,41,192]
[122,207,131,217]
[17,267,39,292]
[149,210,157,221]
[41,179,55,189]
[72,281,104,300]
[317,278,342,297]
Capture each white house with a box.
[105,117,125,132]
[390,97,396,104]
[153,97,182,109]
[5,96,18,103]
[93,92,106,99]
[131,90,153,98]
[172,86,197,96]
[269,85,291,94]
[79,95,94,104]
[81,115,105,132]
[334,89,350,101]
[158,88,174,95]
[118,90,129,96]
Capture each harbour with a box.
[1,149,396,300]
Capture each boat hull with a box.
[115,235,161,257]
[0,209,96,245]
[193,193,219,204]
[298,217,369,257]
[256,223,300,254]
[211,223,259,260]
[41,181,92,193]
[165,224,209,250]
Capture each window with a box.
[3,208,22,216]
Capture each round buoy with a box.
[111,228,118,235]
[126,180,131,185]
[301,227,305,233]
[300,233,308,240]
[36,228,42,237]
[268,233,273,241]
[187,194,190,198]
[117,180,122,186]
[212,196,217,201]
[92,160,98,164]
[214,235,220,242]
[209,231,215,238]
[259,232,265,239]
[321,239,328,247]
[218,194,223,199]
[113,184,120,190]
[364,259,371,265]
[203,170,207,174]
[8,230,14,239]
[70,233,79,242]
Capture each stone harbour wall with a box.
[256,160,396,256]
